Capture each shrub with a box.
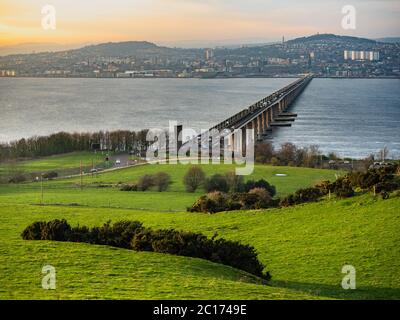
[280,187,323,207]
[183,166,205,192]
[22,220,270,280]
[331,177,355,198]
[68,225,92,242]
[189,189,274,213]
[392,190,400,198]
[8,173,26,183]
[235,192,260,209]
[132,228,268,279]
[225,171,245,193]
[189,192,230,213]
[244,179,276,197]
[315,180,331,195]
[137,174,155,191]
[154,172,171,192]
[380,191,389,200]
[106,220,144,248]
[40,219,72,241]
[204,174,229,193]
[316,177,354,198]
[120,183,138,191]
[21,221,46,240]
[374,181,400,194]
[270,157,280,166]
[248,188,273,209]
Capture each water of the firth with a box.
[0,77,399,158]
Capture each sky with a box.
[0,0,399,49]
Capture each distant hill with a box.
[287,33,376,45]
[75,41,162,57]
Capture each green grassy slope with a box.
[0,152,108,174]
[1,194,399,299]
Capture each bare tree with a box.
[380,147,389,162]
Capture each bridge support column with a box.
[271,105,276,120]
[260,113,265,134]
[241,126,246,157]
[252,119,257,137]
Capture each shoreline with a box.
[0,75,399,80]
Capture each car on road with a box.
[115,159,121,165]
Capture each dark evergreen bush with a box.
[280,187,323,207]
[132,228,269,279]
[120,184,138,191]
[204,174,229,193]
[43,171,58,180]
[188,189,275,213]
[40,219,72,241]
[244,179,276,197]
[22,219,270,280]
[21,221,46,240]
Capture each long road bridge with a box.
[175,74,313,158]
[210,74,313,140]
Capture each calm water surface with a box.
[0,77,399,158]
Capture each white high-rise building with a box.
[205,49,214,61]
[343,50,380,61]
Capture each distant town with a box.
[0,34,399,79]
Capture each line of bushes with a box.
[183,167,277,196]
[189,188,277,213]
[189,165,400,213]
[21,219,270,280]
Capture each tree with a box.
[204,174,229,193]
[277,143,297,165]
[225,171,245,193]
[154,172,171,192]
[183,166,206,192]
[255,143,274,164]
[137,174,155,191]
[244,179,276,197]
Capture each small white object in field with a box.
[275,174,287,177]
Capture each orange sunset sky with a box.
[1,0,399,48]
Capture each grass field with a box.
[0,151,112,180]
[0,156,399,300]
[0,163,340,211]
[0,194,399,299]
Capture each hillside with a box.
[0,154,399,299]
[0,160,340,211]
[287,33,376,45]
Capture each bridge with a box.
[210,74,313,139]
[190,74,314,155]
[174,74,313,158]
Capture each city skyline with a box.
[1,0,399,50]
